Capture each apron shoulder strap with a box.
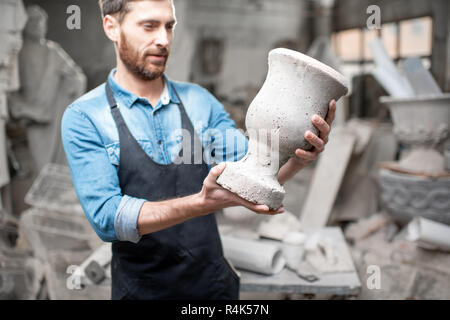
[171,84,195,133]
[106,81,118,109]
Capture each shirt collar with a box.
[107,68,180,109]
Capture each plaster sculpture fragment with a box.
[8,6,87,173]
[0,0,27,220]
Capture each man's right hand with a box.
[137,162,283,236]
[198,162,285,215]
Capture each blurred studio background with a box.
[1,0,450,300]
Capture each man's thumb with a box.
[211,162,226,178]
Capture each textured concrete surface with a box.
[348,218,450,300]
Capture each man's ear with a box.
[103,15,120,42]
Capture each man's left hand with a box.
[277,99,336,184]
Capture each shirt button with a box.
[158,140,162,145]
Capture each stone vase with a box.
[217,48,348,210]
[378,94,450,224]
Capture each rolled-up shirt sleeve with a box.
[61,104,144,243]
[114,195,145,243]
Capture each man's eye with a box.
[167,24,174,30]
[144,24,155,29]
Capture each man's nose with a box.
[155,27,170,48]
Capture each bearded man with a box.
[61,0,336,300]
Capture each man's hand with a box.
[198,162,285,215]
[197,99,336,216]
[277,99,336,184]
[138,162,284,236]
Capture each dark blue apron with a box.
[106,80,239,300]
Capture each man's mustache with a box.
[144,48,169,56]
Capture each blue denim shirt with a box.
[61,69,248,243]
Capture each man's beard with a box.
[118,32,169,81]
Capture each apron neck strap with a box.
[105,80,118,109]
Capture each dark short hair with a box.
[98,0,173,23]
[98,0,138,22]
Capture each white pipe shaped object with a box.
[369,38,399,74]
[403,57,442,96]
[369,38,414,98]
[373,67,414,98]
[407,217,450,251]
[221,235,285,275]
[79,243,112,279]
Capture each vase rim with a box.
[269,48,348,93]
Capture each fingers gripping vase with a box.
[216,48,348,210]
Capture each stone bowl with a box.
[378,168,450,225]
[379,94,450,146]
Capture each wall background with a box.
[23,0,310,103]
